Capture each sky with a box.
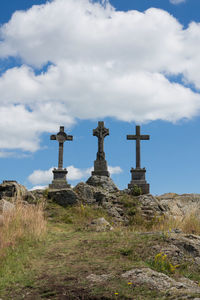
[0,0,200,194]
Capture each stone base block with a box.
[128,168,150,194]
[92,159,110,177]
[49,168,71,189]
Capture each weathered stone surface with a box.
[0,199,15,213]
[86,175,118,193]
[48,188,78,207]
[158,193,200,218]
[88,217,113,232]
[49,169,71,189]
[121,268,200,293]
[169,233,200,257]
[73,182,96,204]
[136,193,200,222]
[0,181,28,201]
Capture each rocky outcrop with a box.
[0,181,27,200]
[121,268,200,295]
[86,175,118,193]
[158,193,200,218]
[73,182,96,204]
[73,182,127,222]
[0,181,36,203]
[136,193,200,221]
[48,188,79,207]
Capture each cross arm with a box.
[127,135,137,140]
[93,129,98,137]
[50,135,56,140]
[140,135,150,140]
[67,135,73,141]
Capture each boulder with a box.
[73,182,96,204]
[88,217,113,232]
[0,181,28,200]
[48,188,78,207]
[86,175,118,193]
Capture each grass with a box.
[1,198,200,299]
[151,209,200,235]
[0,200,47,296]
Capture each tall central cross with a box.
[127,125,150,169]
[93,121,109,161]
[51,126,73,170]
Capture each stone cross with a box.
[50,126,73,170]
[127,125,150,169]
[93,121,109,160]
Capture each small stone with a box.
[88,217,113,232]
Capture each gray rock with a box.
[0,199,15,213]
[107,207,122,219]
[88,217,113,232]
[73,182,95,204]
[121,268,200,293]
[48,188,78,207]
[86,175,118,193]
[157,193,200,218]
[170,233,200,257]
[0,181,28,201]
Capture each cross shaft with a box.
[127,125,150,169]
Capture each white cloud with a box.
[0,0,200,151]
[28,164,122,185]
[0,151,15,158]
[170,0,185,4]
[108,166,122,174]
[29,185,47,191]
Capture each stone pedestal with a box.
[92,160,110,177]
[49,168,71,189]
[128,168,149,194]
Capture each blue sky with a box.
[0,0,200,194]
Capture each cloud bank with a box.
[28,165,122,185]
[0,0,200,151]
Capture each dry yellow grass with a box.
[0,201,46,254]
[152,209,200,235]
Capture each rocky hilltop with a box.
[1,180,200,299]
